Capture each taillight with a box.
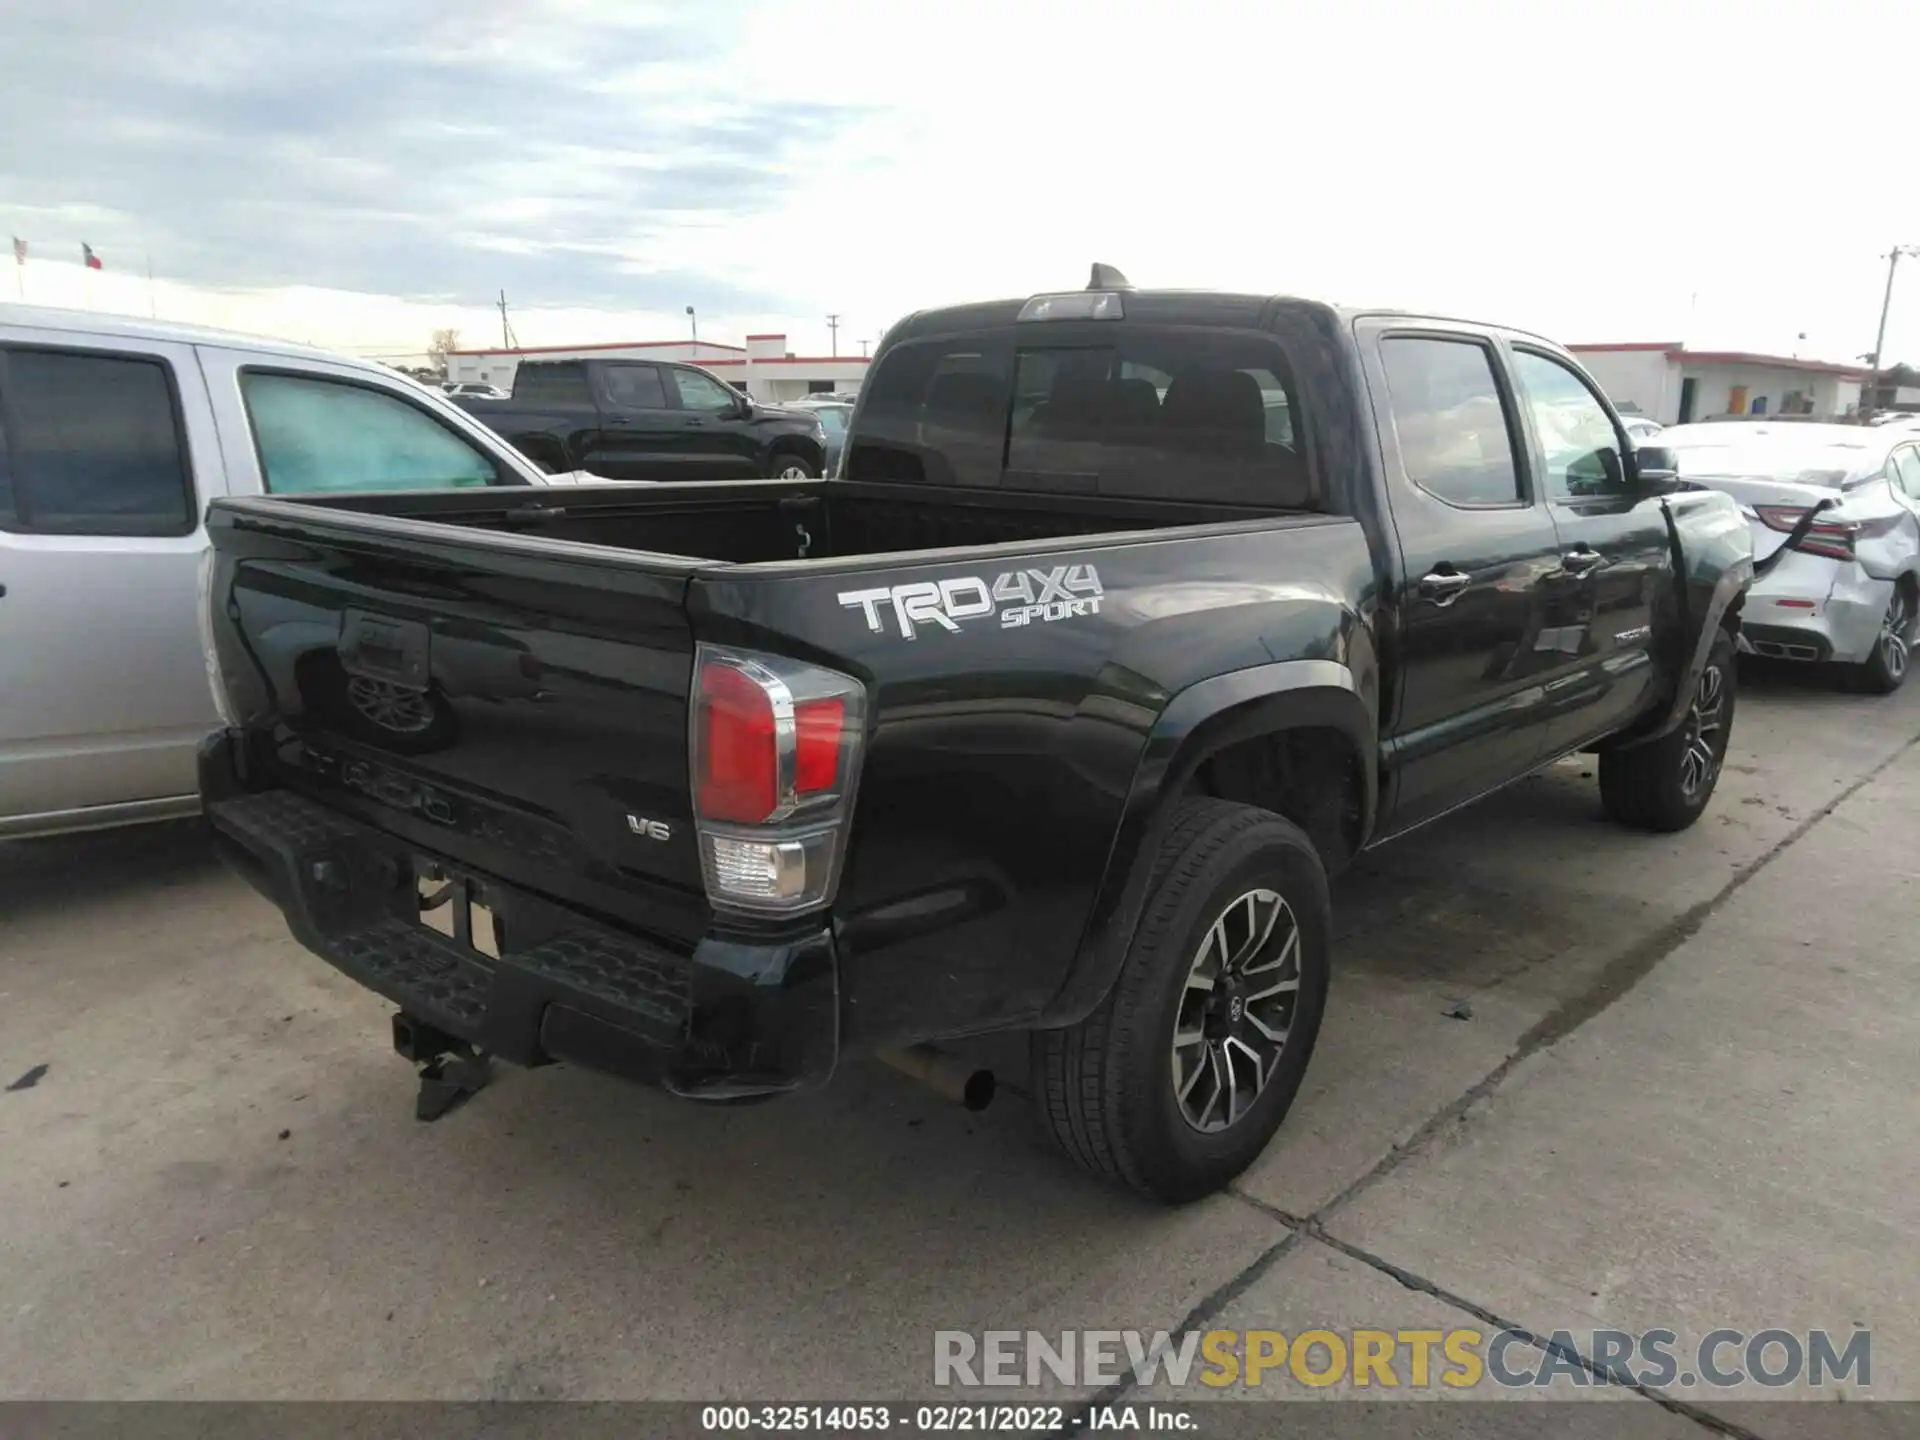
[1755,505,1856,562]
[690,644,866,915]
[196,545,241,728]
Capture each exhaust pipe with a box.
[876,1043,995,1111]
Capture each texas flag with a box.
[82,243,102,271]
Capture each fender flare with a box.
[1038,659,1376,1027]
[1617,553,1753,748]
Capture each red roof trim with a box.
[743,332,785,340]
[750,356,872,366]
[1570,341,1870,378]
[1674,351,1872,379]
[446,338,746,356]
[1567,341,1683,353]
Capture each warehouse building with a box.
[1570,342,1869,424]
[444,333,869,402]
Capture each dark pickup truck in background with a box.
[198,273,1754,1202]
[453,356,828,481]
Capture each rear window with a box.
[511,362,592,406]
[847,327,1316,508]
[0,346,193,535]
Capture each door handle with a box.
[604,415,632,425]
[681,418,706,428]
[1418,569,1472,606]
[1560,547,1607,576]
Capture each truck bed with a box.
[292,476,1298,566]
[199,474,1364,1074]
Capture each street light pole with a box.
[686,305,698,344]
[1864,245,1919,419]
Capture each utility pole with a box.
[497,290,518,349]
[859,338,870,357]
[686,305,697,343]
[826,313,841,357]
[1864,245,1920,419]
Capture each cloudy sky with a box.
[5,0,1919,365]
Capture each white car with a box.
[0,305,556,840]
[1619,412,1664,442]
[444,381,510,400]
[1654,421,1920,691]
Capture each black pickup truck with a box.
[453,357,828,481]
[199,274,1754,1202]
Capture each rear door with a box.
[0,329,224,830]
[1359,324,1567,833]
[1506,345,1673,753]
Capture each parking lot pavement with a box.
[2,662,1917,1406]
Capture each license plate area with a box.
[414,858,502,960]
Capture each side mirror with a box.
[736,395,756,419]
[1630,444,1681,492]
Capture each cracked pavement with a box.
[3,663,1916,1432]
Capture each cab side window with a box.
[241,372,502,494]
[670,367,739,413]
[1378,338,1523,507]
[1889,445,1920,499]
[0,346,193,535]
[1510,350,1627,500]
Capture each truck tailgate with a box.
[203,497,712,947]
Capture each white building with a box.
[445,332,870,402]
[1570,342,1868,425]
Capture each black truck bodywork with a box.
[201,287,1754,1198]
[453,357,827,481]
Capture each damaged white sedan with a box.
[1652,422,1920,693]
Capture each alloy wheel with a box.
[1171,888,1302,1133]
[777,463,812,480]
[1677,663,1726,799]
[1881,590,1910,682]
[346,677,438,734]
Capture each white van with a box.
[0,305,556,840]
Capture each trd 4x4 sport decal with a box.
[838,564,1104,640]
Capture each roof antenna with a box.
[1088,263,1132,291]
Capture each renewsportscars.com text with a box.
[933,1327,1872,1391]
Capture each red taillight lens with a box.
[698,661,778,823]
[1755,505,1856,562]
[689,643,866,916]
[794,697,846,794]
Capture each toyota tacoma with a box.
[198,270,1754,1201]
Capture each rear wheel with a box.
[1849,585,1912,695]
[1599,632,1734,832]
[1031,798,1331,1204]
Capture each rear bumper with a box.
[198,731,838,1099]
[1736,555,1889,665]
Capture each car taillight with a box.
[1755,505,1857,562]
[690,644,866,915]
[196,545,241,728]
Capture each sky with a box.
[5,0,1919,367]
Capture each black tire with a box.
[1599,631,1735,832]
[765,450,819,480]
[1031,798,1331,1204]
[1848,585,1912,695]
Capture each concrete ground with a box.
[2,661,1917,1431]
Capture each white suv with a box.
[0,304,551,840]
